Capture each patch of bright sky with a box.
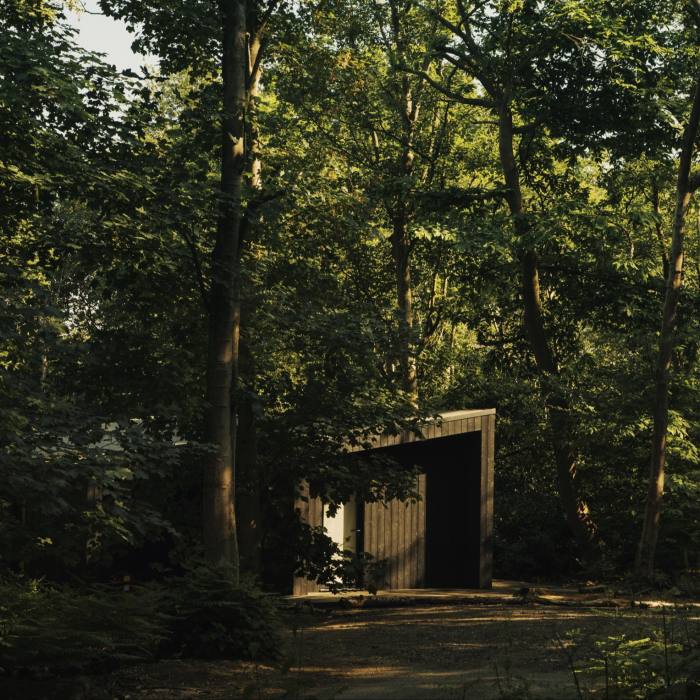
[65,0,156,73]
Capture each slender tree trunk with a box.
[391,201,418,404]
[202,0,247,575]
[635,68,700,578]
[385,1,420,406]
[497,102,598,555]
[247,33,263,192]
[389,169,418,406]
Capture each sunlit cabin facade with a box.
[293,409,495,595]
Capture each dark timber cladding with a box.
[293,409,495,595]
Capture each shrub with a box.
[0,577,169,674]
[166,561,283,660]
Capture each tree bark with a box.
[497,101,598,556]
[202,0,247,575]
[391,201,418,404]
[236,323,263,575]
[635,68,700,578]
[247,31,263,192]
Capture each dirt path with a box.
[107,595,697,699]
[289,603,580,699]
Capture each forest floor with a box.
[105,582,700,700]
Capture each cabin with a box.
[294,408,495,594]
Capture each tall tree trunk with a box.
[235,29,264,576]
[247,32,263,192]
[635,68,700,578]
[202,0,247,575]
[388,1,419,405]
[497,101,598,555]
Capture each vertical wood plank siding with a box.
[392,499,398,588]
[416,473,426,586]
[362,473,427,589]
[292,481,324,596]
[479,414,495,588]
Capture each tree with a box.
[413,0,605,554]
[199,0,247,571]
[0,0,190,574]
[411,0,684,558]
[281,0,466,407]
[636,14,700,576]
[98,0,281,574]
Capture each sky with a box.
[65,0,154,72]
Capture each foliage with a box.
[167,561,283,660]
[1,3,170,573]
[0,565,284,675]
[577,610,700,699]
[0,577,169,674]
[292,523,385,594]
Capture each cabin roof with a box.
[346,408,495,453]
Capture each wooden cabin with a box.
[294,409,495,595]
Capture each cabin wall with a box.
[363,474,426,589]
[293,488,323,596]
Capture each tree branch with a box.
[248,35,267,89]
[400,66,493,107]
[418,1,501,98]
[256,0,282,36]
[238,189,284,253]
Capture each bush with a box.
[167,561,282,660]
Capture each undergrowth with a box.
[577,609,700,699]
[0,561,283,678]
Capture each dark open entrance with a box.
[424,432,481,587]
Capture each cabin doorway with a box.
[424,431,482,587]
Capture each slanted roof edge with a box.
[345,408,495,453]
